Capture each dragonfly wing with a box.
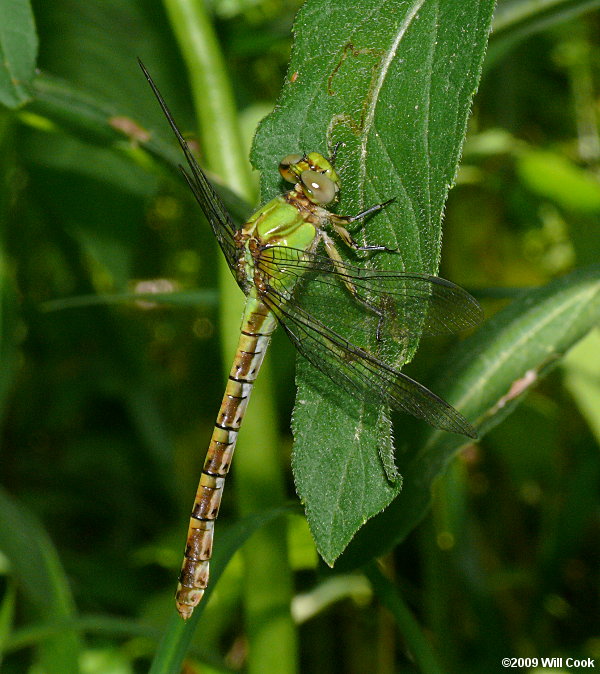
[258,246,483,339]
[140,60,238,271]
[264,286,477,438]
[178,165,238,270]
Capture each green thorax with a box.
[237,191,318,292]
[236,151,342,293]
[246,192,319,247]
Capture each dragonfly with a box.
[139,60,482,620]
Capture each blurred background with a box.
[0,0,599,672]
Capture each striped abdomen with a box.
[175,299,277,620]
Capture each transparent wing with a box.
[140,60,238,271]
[263,285,477,438]
[257,245,483,339]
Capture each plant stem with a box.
[365,561,445,674]
[161,0,253,200]
[160,2,297,673]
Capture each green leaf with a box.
[0,487,82,672]
[253,0,495,565]
[28,71,180,166]
[562,330,600,442]
[0,0,38,108]
[516,149,600,214]
[337,265,600,568]
[292,388,402,564]
[24,72,250,223]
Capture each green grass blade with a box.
[364,562,444,674]
[0,580,17,665]
[5,614,161,652]
[5,614,231,672]
[41,289,218,312]
[0,487,82,672]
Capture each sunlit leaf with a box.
[0,0,37,108]
[562,329,600,442]
[517,149,600,214]
[254,0,495,564]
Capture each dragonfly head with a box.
[279,152,340,206]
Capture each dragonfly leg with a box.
[321,232,385,340]
[342,197,396,223]
[328,141,344,166]
[329,198,397,253]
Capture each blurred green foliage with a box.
[0,0,599,672]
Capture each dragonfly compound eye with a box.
[301,170,338,205]
[279,154,304,183]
